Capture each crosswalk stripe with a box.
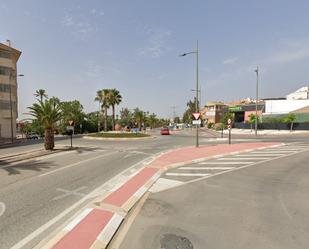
[249,152,285,156]
[199,162,253,165]
[179,167,235,170]
[234,154,275,157]
[166,173,211,177]
[218,157,270,160]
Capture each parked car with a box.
[26,132,40,139]
[161,127,170,135]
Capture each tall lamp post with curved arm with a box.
[180,40,199,147]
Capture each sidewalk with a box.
[222,128,309,135]
[39,142,281,249]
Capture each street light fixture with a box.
[9,70,24,143]
[254,66,259,136]
[180,40,199,147]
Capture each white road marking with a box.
[53,186,87,201]
[10,152,163,249]
[0,202,5,217]
[218,157,270,160]
[38,151,118,177]
[234,154,276,157]
[166,173,211,177]
[180,166,235,170]
[149,178,184,193]
[199,162,253,165]
[158,146,309,194]
[249,152,285,156]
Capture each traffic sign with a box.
[227,118,232,125]
[69,120,74,126]
[192,120,201,125]
[66,126,74,131]
[192,113,200,120]
[227,124,232,130]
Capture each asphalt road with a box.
[0,129,219,249]
[118,142,309,249]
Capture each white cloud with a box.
[61,8,104,38]
[138,27,172,58]
[222,57,238,65]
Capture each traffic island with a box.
[83,132,154,141]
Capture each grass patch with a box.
[88,132,150,138]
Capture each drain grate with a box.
[160,233,194,249]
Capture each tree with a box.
[220,112,234,129]
[50,96,61,107]
[119,108,133,128]
[148,113,158,129]
[28,99,62,150]
[59,100,85,134]
[108,89,122,130]
[95,89,111,132]
[284,114,296,132]
[133,108,145,131]
[34,89,48,102]
[183,98,198,124]
[248,113,256,132]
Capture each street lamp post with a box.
[9,70,24,143]
[254,67,259,136]
[180,40,199,147]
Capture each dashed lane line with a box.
[179,166,235,170]
[0,202,5,217]
[199,161,254,165]
[217,157,271,161]
[38,151,118,177]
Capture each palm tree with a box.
[134,108,145,131]
[28,99,62,150]
[34,89,48,102]
[95,90,104,132]
[50,96,61,108]
[108,89,122,130]
[95,89,111,132]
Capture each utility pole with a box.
[254,66,259,136]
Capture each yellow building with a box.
[0,42,22,139]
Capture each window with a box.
[0,83,11,93]
[0,100,16,110]
[0,66,11,76]
[0,50,11,59]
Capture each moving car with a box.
[161,127,170,135]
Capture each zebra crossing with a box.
[149,143,309,193]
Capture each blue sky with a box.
[1,0,309,119]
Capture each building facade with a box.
[0,42,22,138]
[201,102,227,124]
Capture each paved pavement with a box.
[117,142,309,249]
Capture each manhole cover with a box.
[160,233,194,249]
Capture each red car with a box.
[161,127,170,135]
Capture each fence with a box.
[233,122,309,130]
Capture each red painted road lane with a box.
[150,142,279,167]
[103,167,159,207]
[52,209,113,249]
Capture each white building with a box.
[286,86,309,100]
[264,87,309,115]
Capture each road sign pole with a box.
[70,133,73,148]
[228,128,231,144]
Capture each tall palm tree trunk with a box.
[45,128,54,150]
[112,105,115,131]
[104,106,108,132]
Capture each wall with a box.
[265,99,309,114]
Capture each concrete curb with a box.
[38,142,284,249]
[83,135,156,141]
